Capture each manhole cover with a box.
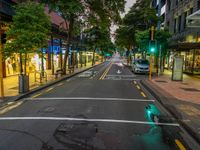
[181,88,200,92]
[155,80,168,83]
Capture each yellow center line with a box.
[99,62,113,80]
[141,92,147,98]
[175,139,186,150]
[102,63,113,79]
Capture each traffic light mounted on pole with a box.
[149,40,157,53]
[149,26,155,80]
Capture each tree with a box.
[135,30,149,54]
[115,26,136,50]
[42,0,125,73]
[4,1,51,92]
[115,0,158,52]
[42,0,84,74]
[123,0,158,31]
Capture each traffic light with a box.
[1,34,6,44]
[149,40,157,53]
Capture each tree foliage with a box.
[135,29,171,56]
[42,0,125,71]
[4,1,51,56]
[115,0,158,49]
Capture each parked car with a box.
[132,59,150,74]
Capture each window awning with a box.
[187,10,200,28]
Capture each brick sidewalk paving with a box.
[2,62,94,97]
[152,70,200,104]
[143,70,200,142]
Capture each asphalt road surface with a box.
[0,54,199,150]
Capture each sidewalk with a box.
[2,62,95,98]
[141,70,200,143]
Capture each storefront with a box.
[166,43,200,75]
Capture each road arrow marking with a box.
[117,70,122,74]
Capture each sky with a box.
[123,0,136,16]
[111,0,136,42]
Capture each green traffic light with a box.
[150,47,155,52]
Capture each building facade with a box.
[0,0,69,77]
[165,0,200,74]
[152,0,167,29]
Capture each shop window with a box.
[178,15,182,32]
[198,0,200,10]
[194,50,200,73]
[183,12,187,29]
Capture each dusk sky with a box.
[124,0,136,14]
[111,0,136,41]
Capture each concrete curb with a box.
[140,79,200,144]
[1,63,103,104]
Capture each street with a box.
[0,54,199,150]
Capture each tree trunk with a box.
[62,17,74,74]
[92,47,95,66]
[24,53,27,75]
[19,53,23,75]
[41,49,44,77]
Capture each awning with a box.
[187,10,200,28]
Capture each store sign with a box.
[49,46,61,54]
[172,56,184,81]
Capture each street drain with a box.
[54,120,98,149]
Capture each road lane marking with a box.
[45,87,54,93]
[25,97,155,102]
[175,139,186,150]
[107,75,135,77]
[0,117,180,126]
[136,85,141,90]
[104,78,140,81]
[101,64,112,80]
[32,93,43,98]
[0,101,23,115]
[141,92,147,98]
[99,62,113,80]
[57,83,64,86]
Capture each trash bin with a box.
[19,74,29,93]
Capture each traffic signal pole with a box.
[149,26,155,80]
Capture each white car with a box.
[132,59,150,74]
